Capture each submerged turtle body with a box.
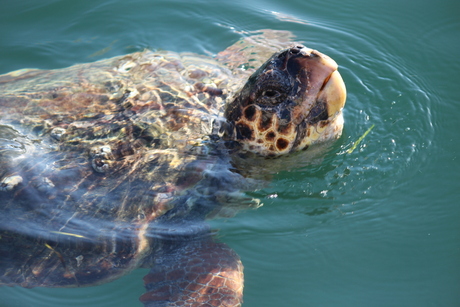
[0,30,346,306]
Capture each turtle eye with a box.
[263,89,279,98]
[256,87,287,105]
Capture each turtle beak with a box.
[290,46,346,119]
[318,69,347,118]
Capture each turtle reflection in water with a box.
[0,30,346,306]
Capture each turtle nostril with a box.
[290,47,300,54]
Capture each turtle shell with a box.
[0,49,248,283]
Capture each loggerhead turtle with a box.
[0,30,346,306]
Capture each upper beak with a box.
[319,70,347,117]
[293,46,347,118]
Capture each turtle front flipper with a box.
[140,237,243,307]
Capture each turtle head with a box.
[224,45,346,156]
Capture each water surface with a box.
[1,0,459,306]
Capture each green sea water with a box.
[0,0,459,306]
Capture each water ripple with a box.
[254,10,437,219]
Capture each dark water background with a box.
[1,0,459,306]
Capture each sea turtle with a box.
[0,30,346,306]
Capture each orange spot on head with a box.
[258,113,273,132]
[276,138,289,151]
[265,131,276,141]
[243,105,257,121]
